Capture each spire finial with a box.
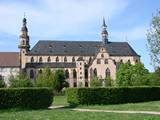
[21,13,28,32]
[102,16,107,27]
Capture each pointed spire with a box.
[21,14,28,32]
[102,17,107,27]
[101,17,108,44]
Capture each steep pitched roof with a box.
[28,40,139,57]
[0,52,20,67]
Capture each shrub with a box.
[9,72,32,88]
[66,87,160,105]
[0,87,53,109]
[0,79,5,88]
[90,76,102,87]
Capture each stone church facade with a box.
[0,17,140,87]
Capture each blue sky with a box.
[0,0,159,72]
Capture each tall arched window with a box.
[120,59,123,63]
[127,59,131,64]
[31,57,34,63]
[56,56,59,62]
[73,69,77,79]
[72,57,75,62]
[89,57,92,64]
[64,56,67,62]
[65,69,69,79]
[47,56,51,62]
[105,68,110,78]
[85,69,88,79]
[93,68,97,76]
[39,57,43,62]
[30,69,34,79]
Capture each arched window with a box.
[93,68,97,76]
[89,57,92,64]
[0,75,3,80]
[97,59,101,64]
[120,59,123,63]
[105,68,110,78]
[30,69,34,79]
[72,57,75,62]
[105,59,108,64]
[31,57,34,63]
[135,59,138,63]
[56,56,59,62]
[127,59,131,64]
[39,57,43,62]
[65,69,69,79]
[85,69,88,79]
[64,56,67,62]
[73,69,77,79]
[47,56,51,62]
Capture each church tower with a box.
[101,17,108,44]
[18,16,30,69]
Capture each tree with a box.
[116,63,132,86]
[9,72,32,88]
[90,76,102,87]
[52,70,68,92]
[35,67,54,87]
[0,78,5,88]
[104,76,113,87]
[147,9,160,68]
[35,67,67,92]
[116,62,149,86]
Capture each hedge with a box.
[66,87,160,105]
[0,87,53,109]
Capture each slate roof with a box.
[26,62,76,68]
[0,52,20,67]
[28,40,139,57]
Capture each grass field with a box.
[0,95,160,120]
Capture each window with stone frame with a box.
[39,57,43,62]
[104,59,108,64]
[73,69,77,79]
[30,69,34,79]
[64,56,67,62]
[31,57,34,63]
[101,53,104,58]
[56,56,59,62]
[93,68,97,76]
[47,56,51,62]
[97,59,101,64]
[72,57,75,62]
[65,69,69,79]
[105,68,110,78]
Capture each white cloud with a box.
[0,0,129,39]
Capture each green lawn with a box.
[0,95,160,120]
[0,108,160,120]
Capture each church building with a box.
[0,17,140,87]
